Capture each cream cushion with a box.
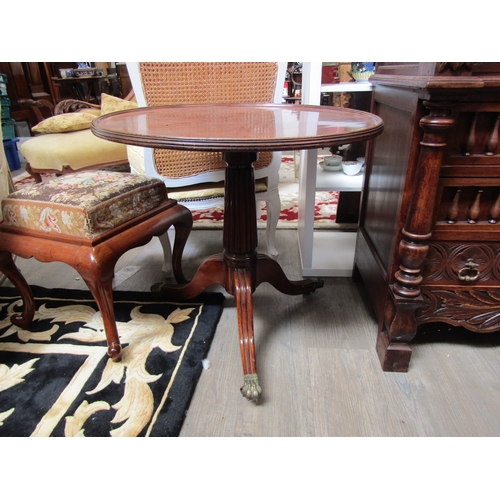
[31,112,97,134]
[20,93,137,174]
[100,93,138,115]
[20,129,128,172]
[81,108,102,117]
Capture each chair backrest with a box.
[126,62,286,185]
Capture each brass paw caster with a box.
[240,374,262,403]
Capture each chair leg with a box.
[171,205,193,284]
[75,250,122,362]
[158,232,173,277]
[85,277,122,362]
[0,250,36,329]
[75,203,192,359]
[1,246,122,360]
[255,200,263,220]
[264,188,280,259]
[25,163,43,183]
[0,245,121,361]
[157,204,192,283]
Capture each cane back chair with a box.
[126,62,286,265]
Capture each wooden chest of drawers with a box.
[354,63,500,372]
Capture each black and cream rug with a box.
[0,286,224,437]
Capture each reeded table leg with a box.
[155,151,323,403]
[233,267,261,402]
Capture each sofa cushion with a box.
[31,112,97,134]
[81,108,102,117]
[100,93,138,115]
[20,129,128,172]
[1,171,167,238]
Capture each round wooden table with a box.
[92,103,384,402]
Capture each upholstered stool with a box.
[0,170,192,361]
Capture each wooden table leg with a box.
[155,151,323,402]
[233,266,261,402]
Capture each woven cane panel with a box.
[139,62,277,106]
[153,150,273,178]
[139,62,277,177]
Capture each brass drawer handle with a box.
[457,259,480,282]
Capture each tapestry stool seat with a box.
[0,171,192,361]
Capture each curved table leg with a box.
[152,254,226,297]
[255,254,324,294]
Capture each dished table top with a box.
[92,103,384,152]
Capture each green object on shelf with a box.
[1,118,15,140]
[0,96,10,119]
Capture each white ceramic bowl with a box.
[320,155,343,172]
[323,155,342,167]
[342,161,362,176]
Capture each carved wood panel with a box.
[418,288,500,332]
[422,242,500,284]
[419,241,500,332]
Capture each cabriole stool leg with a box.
[0,250,36,329]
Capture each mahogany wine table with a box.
[92,103,384,402]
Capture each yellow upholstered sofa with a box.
[19,93,137,182]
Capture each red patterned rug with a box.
[172,155,340,229]
[12,156,340,229]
